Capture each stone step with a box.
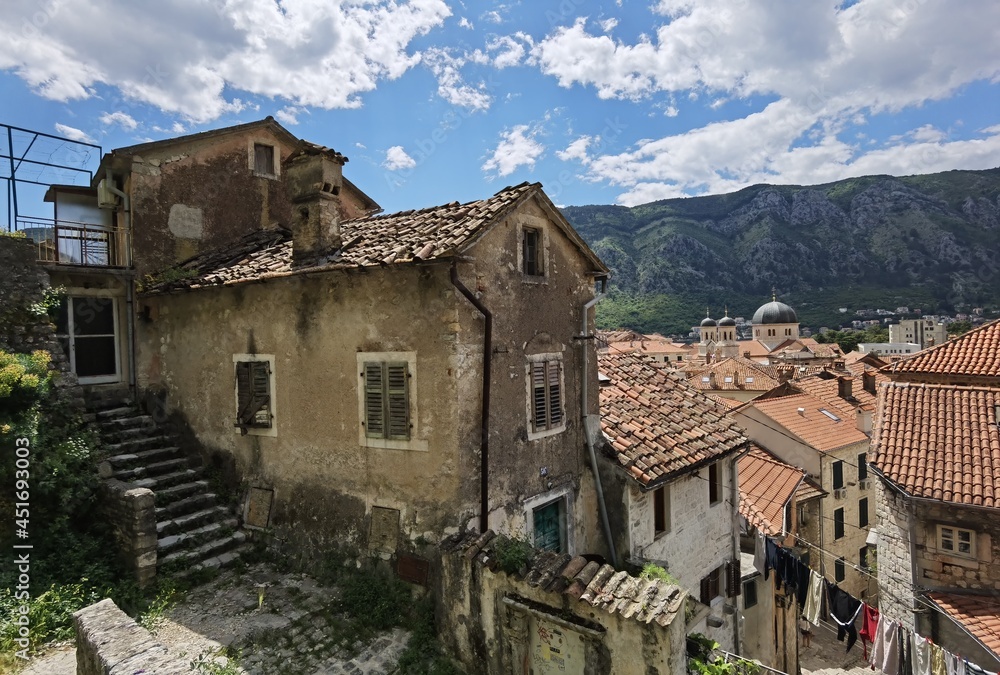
[159,530,248,568]
[106,446,185,470]
[99,413,155,430]
[157,518,238,555]
[101,425,159,443]
[157,505,232,537]
[177,542,253,577]
[155,480,212,505]
[113,456,194,482]
[155,492,219,521]
[104,435,176,455]
[95,405,141,421]
[135,467,203,492]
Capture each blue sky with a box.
[2,0,999,219]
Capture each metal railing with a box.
[718,650,790,675]
[16,216,130,267]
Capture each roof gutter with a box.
[580,278,618,568]
[450,260,492,534]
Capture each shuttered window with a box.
[363,362,410,440]
[235,360,272,434]
[522,228,542,276]
[254,143,275,175]
[530,359,563,432]
[700,566,722,604]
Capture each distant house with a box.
[681,356,786,403]
[871,319,1000,670]
[888,317,948,350]
[596,351,747,651]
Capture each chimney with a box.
[856,408,873,434]
[837,375,854,400]
[708,372,717,388]
[862,371,876,396]
[284,143,346,266]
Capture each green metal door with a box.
[533,501,563,553]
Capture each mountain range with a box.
[561,168,1000,336]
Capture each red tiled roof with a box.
[686,356,783,392]
[738,446,804,537]
[792,374,878,418]
[870,382,1000,507]
[144,182,607,293]
[745,392,869,453]
[926,592,1000,658]
[885,319,1000,381]
[598,352,747,487]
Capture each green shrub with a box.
[491,535,534,575]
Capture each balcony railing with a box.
[16,216,130,268]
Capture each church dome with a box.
[752,300,798,325]
[718,315,736,327]
[700,316,717,327]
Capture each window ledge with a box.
[362,437,428,452]
[527,425,566,442]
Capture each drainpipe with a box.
[450,261,492,534]
[580,278,618,568]
[105,170,136,394]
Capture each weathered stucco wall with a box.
[816,444,873,599]
[136,193,605,559]
[437,549,687,675]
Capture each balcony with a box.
[17,216,130,268]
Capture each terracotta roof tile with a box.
[744,392,870,453]
[442,530,686,627]
[144,182,606,293]
[598,352,747,487]
[885,319,1000,381]
[870,382,1000,507]
[686,356,783,392]
[792,373,879,418]
[926,592,1000,658]
[738,446,804,537]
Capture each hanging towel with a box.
[912,633,932,675]
[827,581,863,652]
[946,650,967,675]
[878,619,901,675]
[753,531,766,575]
[859,603,880,661]
[900,625,911,675]
[930,643,947,675]
[795,559,811,609]
[803,570,824,625]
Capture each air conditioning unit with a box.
[859,479,871,490]
[834,488,848,500]
[97,179,119,209]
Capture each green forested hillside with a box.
[562,168,1000,335]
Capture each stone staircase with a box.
[87,386,250,575]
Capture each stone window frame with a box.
[937,524,977,559]
[356,351,426,451]
[233,353,276,437]
[524,486,574,555]
[525,352,566,441]
[517,221,549,283]
[249,139,280,179]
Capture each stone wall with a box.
[74,598,196,674]
[99,479,157,587]
[875,480,915,631]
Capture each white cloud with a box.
[0,0,451,123]
[275,106,305,125]
[171,122,186,134]
[556,136,593,163]
[488,34,532,69]
[663,105,679,117]
[383,145,417,171]
[99,111,138,131]
[422,48,492,110]
[482,125,545,177]
[458,17,474,29]
[599,18,618,32]
[483,10,503,24]
[54,123,94,143]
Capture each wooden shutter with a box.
[523,229,539,275]
[726,559,741,597]
[531,361,547,431]
[254,144,274,175]
[236,360,270,434]
[547,361,562,427]
[386,362,410,440]
[700,575,711,605]
[364,362,385,438]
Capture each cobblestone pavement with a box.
[20,563,411,675]
[799,620,873,675]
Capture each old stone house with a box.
[595,351,748,652]
[135,140,612,560]
[870,319,1000,670]
[732,389,874,600]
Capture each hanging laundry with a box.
[803,570,824,625]
[753,531,766,575]
[912,633,932,675]
[794,559,811,609]
[946,650,967,675]
[930,643,947,675]
[859,603,880,661]
[870,616,900,674]
[764,538,779,582]
[827,581,863,652]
